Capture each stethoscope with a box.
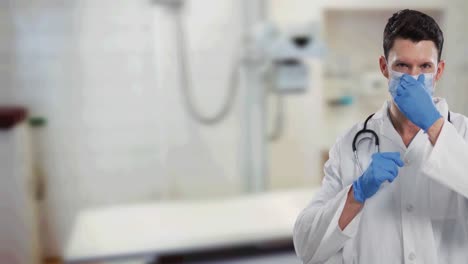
[352,111,452,174]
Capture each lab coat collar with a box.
[433,97,449,120]
[373,97,449,151]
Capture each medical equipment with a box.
[153,0,325,193]
[153,0,324,128]
[352,152,403,203]
[394,74,443,132]
[352,113,380,174]
[243,21,325,191]
[154,0,240,125]
[252,23,325,94]
[389,70,436,97]
[353,110,452,174]
[249,22,325,141]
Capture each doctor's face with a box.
[379,38,445,82]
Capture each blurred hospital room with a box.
[1,0,468,263]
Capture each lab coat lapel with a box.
[377,98,449,152]
[433,97,449,121]
[376,101,407,151]
[404,98,449,156]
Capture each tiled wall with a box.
[6,0,249,257]
[0,1,14,103]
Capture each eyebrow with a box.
[394,60,434,65]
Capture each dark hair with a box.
[383,9,444,61]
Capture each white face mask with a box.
[388,69,436,98]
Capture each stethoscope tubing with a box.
[352,111,451,174]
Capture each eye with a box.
[421,64,432,69]
[396,63,408,68]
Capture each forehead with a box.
[388,38,438,63]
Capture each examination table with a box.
[65,188,318,264]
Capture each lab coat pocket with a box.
[428,178,457,220]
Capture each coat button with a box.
[409,252,416,260]
[406,204,414,212]
[404,158,410,165]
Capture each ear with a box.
[435,59,445,82]
[379,55,389,79]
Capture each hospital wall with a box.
[0,0,467,259]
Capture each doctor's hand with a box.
[394,74,442,132]
[352,152,404,203]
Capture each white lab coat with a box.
[293,98,468,264]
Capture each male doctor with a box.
[293,9,468,264]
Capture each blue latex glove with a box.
[353,152,404,203]
[394,74,442,132]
